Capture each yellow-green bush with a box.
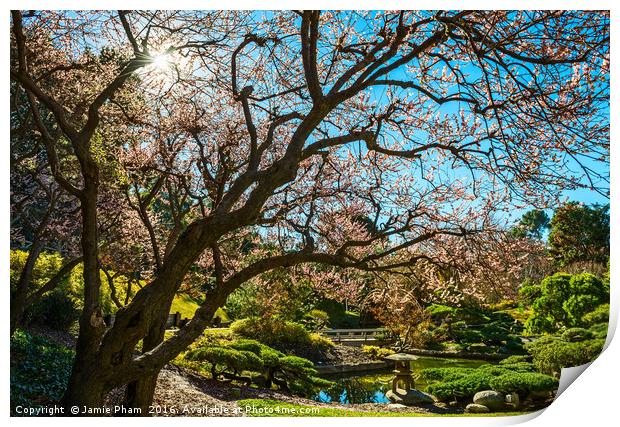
[361,345,395,359]
[231,317,333,353]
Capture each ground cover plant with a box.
[10,330,75,412]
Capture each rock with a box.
[506,392,520,409]
[465,403,490,413]
[448,400,459,407]
[386,388,435,405]
[473,390,505,411]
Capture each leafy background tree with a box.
[524,273,609,334]
[510,210,550,240]
[548,203,609,267]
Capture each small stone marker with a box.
[385,353,419,393]
[384,353,434,405]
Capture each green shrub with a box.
[419,367,474,382]
[426,304,455,319]
[426,369,495,401]
[231,317,305,345]
[258,345,284,367]
[10,330,74,412]
[10,250,79,332]
[183,336,331,397]
[423,303,524,354]
[526,337,604,375]
[561,328,594,342]
[524,316,554,335]
[230,317,332,359]
[487,300,518,311]
[491,362,536,372]
[228,339,263,354]
[330,310,361,329]
[279,355,314,373]
[25,290,80,332]
[563,295,603,326]
[499,355,531,365]
[422,362,557,402]
[582,304,609,326]
[588,323,608,339]
[453,329,484,344]
[302,309,330,331]
[525,273,608,334]
[361,345,395,360]
[308,333,334,349]
[478,363,534,375]
[185,346,263,376]
[224,282,263,320]
[518,282,542,306]
[488,372,558,394]
[10,250,64,290]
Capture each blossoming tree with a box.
[10,10,609,412]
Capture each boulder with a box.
[473,390,505,411]
[386,388,434,405]
[465,403,490,413]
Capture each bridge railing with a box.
[321,328,393,343]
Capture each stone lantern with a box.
[384,353,434,405]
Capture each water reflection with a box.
[316,374,393,403]
[315,356,490,404]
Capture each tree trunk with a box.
[64,221,226,414]
[61,366,107,414]
[10,240,43,335]
[122,374,159,416]
[63,178,107,411]
[121,292,175,414]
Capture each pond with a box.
[314,356,491,404]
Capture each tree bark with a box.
[61,367,107,414]
[63,178,107,411]
[121,293,175,414]
[10,239,44,335]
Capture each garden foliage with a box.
[420,363,558,401]
[230,317,333,360]
[525,329,606,376]
[424,304,524,354]
[10,330,74,412]
[361,345,395,360]
[524,272,609,334]
[184,337,331,396]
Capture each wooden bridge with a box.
[321,328,395,346]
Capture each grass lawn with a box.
[237,399,531,417]
[170,294,228,321]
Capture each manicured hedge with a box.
[421,363,557,401]
[525,336,604,375]
[183,336,331,397]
